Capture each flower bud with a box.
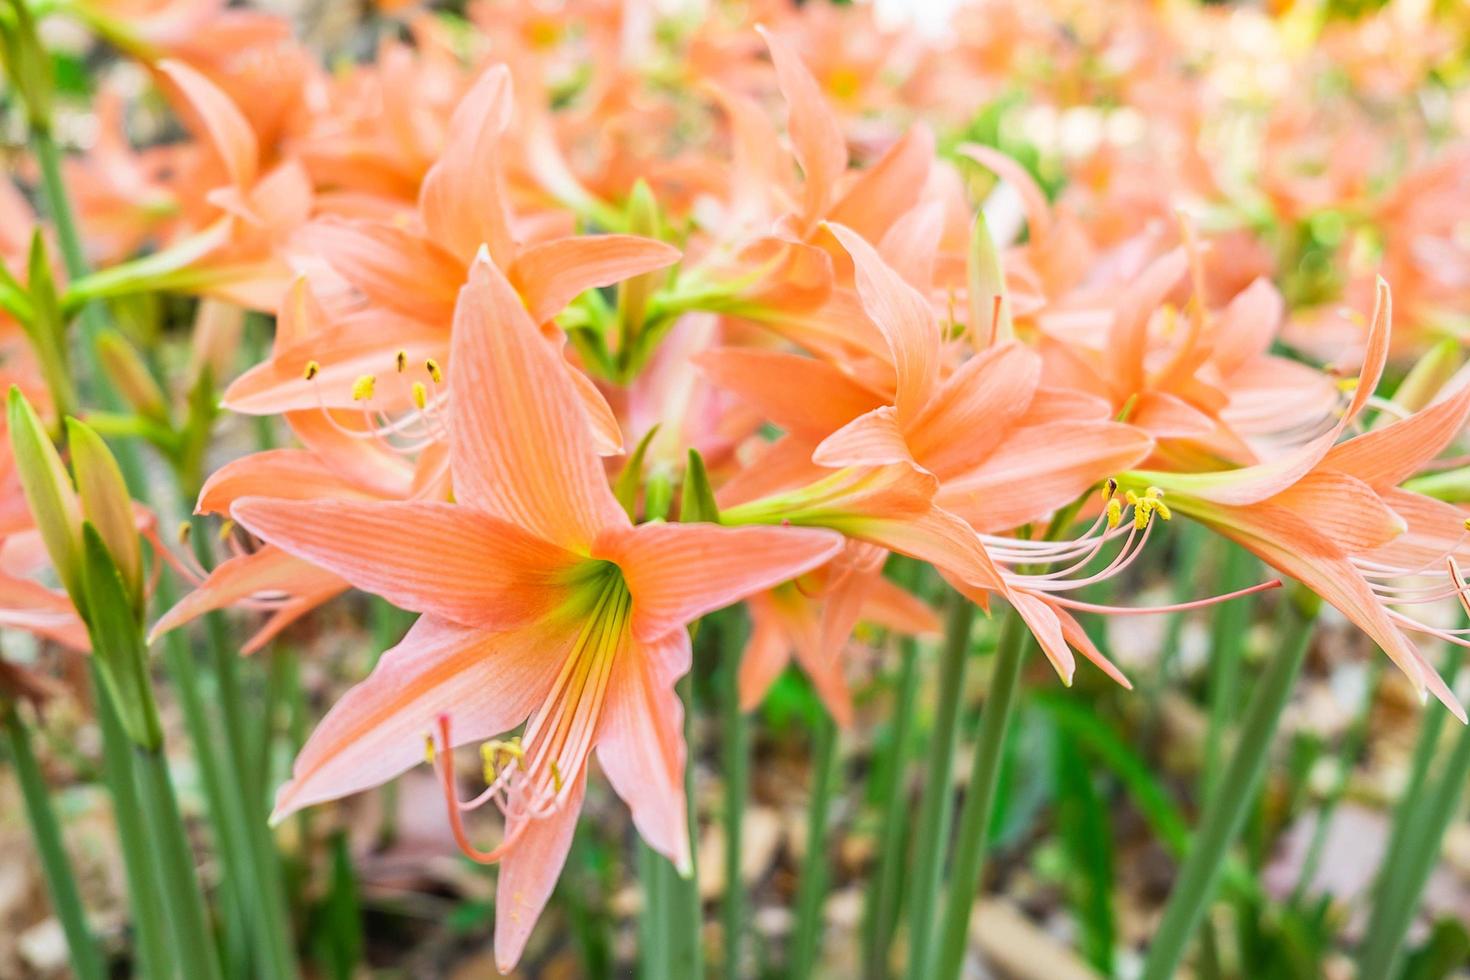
[96,330,169,423]
[66,418,143,610]
[6,387,82,602]
[615,180,665,352]
[967,211,1012,347]
[680,449,720,524]
[0,0,54,133]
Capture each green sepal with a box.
[6,386,82,602]
[80,523,160,749]
[679,449,720,524]
[613,424,660,520]
[644,470,674,523]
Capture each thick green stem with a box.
[1201,543,1254,807]
[790,713,839,978]
[933,608,1028,980]
[1356,694,1470,977]
[93,666,174,979]
[720,628,749,980]
[638,840,669,980]
[32,129,109,374]
[861,634,922,980]
[3,702,107,980]
[1140,607,1315,980]
[132,744,223,980]
[905,592,977,980]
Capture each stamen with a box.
[395,349,407,373]
[412,381,428,410]
[425,358,443,384]
[303,360,320,381]
[352,374,376,402]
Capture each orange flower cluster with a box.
[3,0,1470,967]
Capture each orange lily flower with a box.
[739,542,938,726]
[1128,282,1470,720]
[229,253,842,970]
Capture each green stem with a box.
[905,592,976,980]
[790,713,839,978]
[1356,687,1470,978]
[861,634,922,980]
[132,744,223,980]
[1201,543,1254,807]
[638,840,669,980]
[721,625,749,980]
[933,608,1028,980]
[1140,606,1316,980]
[92,666,174,979]
[3,702,107,980]
[666,672,703,979]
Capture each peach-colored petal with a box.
[272,616,557,820]
[937,421,1154,533]
[831,125,936,245]
[494,770,588,973]
[739,594,796,712]
[1010,590,1075,685]
[449,253,628,550]
[510,235,681,326]
[596,521,844,642]
[148,545,345,651]
[596,629,693,872]
[231,497,580,630]
[696,347,884,443]
[906,340,1041,477]
[1129,390,1217,440]
[155,59,258,189]
[1267,471,1406,555]
[1323,381,1470,490]
[827,222,940,423]
[759,27,847,224]
[812,407,919,471]
[196,448,388,515]
[299,221,462,322]
[418,63,516,266]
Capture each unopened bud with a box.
[6,387,82,601]
[66,419,143,610]
[96,330,169,422]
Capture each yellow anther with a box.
[1124,490,1141,508]
[412,381,428,411]
[217,519,235,542]
[1134,499,1154,531]
[395,349,407,373]
[423,734,436,765]
[351,374,376,401]
[480,743,497,784]
[1463,517,1470,531]
[303,360,320,381]
[176,520,192,544]
[425,359,443,384]
[1336,377,1359,393]
[1153,500,1171,521]
[1101,478,1118,503]
[1106,497,1123,529]
[550,760,564,793]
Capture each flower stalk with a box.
[933,605,1030,980]
[1141,596,1318,980]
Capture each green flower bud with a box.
[96,330,169,423]
[6,387,82,602]
[80,524,160,749]
[66,419,142,611]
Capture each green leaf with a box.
[80,523,159,749]
[1053,733,1115,973]
[613,424,660,520]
